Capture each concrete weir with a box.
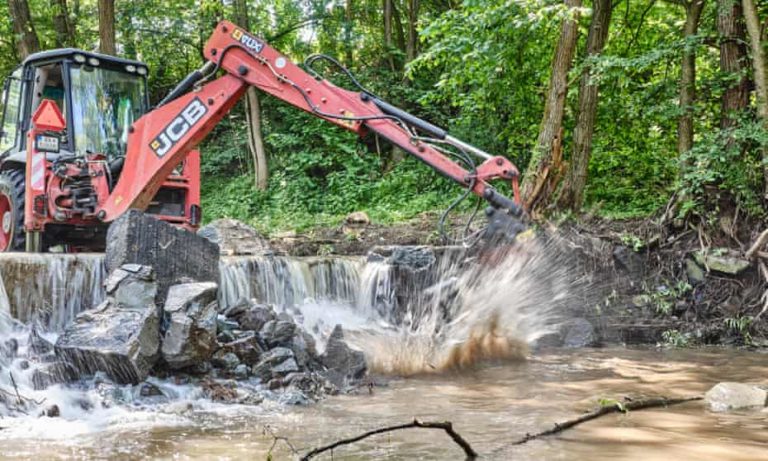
[0,253,106,330]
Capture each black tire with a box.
[0,169,26,251]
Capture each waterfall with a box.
[218,256,364,310]
[0,254,106,331]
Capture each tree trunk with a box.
[391,0,407,56]
[406,0,420,62]
[7,0,40,59]
[557,0,612,211]
[345,0,354,65]
[677,0,706,155]
[384,0,396,72]
[521,0,582,212]
[98,0,116,55]
[234,0,269,190]
[51,0,75,47]
[718,0,749,132]
[742,0,768,199]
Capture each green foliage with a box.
[0,0,764,233]
[679,116,768,219]
[597,398,628,413]
[643,281,692,316]
[661,329,692,348]
[724,315,754,345]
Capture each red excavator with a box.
[0,21,523,252]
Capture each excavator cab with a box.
[0,49,200,252]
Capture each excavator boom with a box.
[97,21,523,226]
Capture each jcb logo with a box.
[232,28,264,54]
[150,98,207,157]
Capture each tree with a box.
[384,0,396,71]
[234,0,268,190]
[98,0,115,55]
[521,0,582,212]
[677,0,706,155]
[7,0,40,59]
[51,0,75,48]
[717,0,748,132]
[557,0,613,210]
[742,0,768,198]
[406,0,420,62]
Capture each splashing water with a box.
[346,240,573,375]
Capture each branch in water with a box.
[512,395,703,445]
[301,419,478,460]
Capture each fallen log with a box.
[301,419,478,460]
[512,395,703,445]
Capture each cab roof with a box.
[22,48,147,70]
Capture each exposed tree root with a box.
[301,419,478,460]
[512,395,703,445]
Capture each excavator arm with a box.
[97,21,523,229]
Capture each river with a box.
[2,346,766,460]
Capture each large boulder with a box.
[251,347,297,382]
[55,265,161,384]
[705,382,768,411]
[106,210,219,302]
[320,325,366,385]
[161,282,219,369]
[198,218,273,256]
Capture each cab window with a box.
[0,67,23,153]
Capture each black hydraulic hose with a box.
[156,62,216,108]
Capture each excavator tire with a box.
[0,169,26,252]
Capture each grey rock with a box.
[238,303,276,331]
[290,333,312,368]
[198,219,273,256]
[28,326,53,355]
[613,245,645,276]
[106,265,157,310]
[2,338,18,359]
[251,347,295,382]
[55,277,161,385]
[222,298,252,319]
[705,382,768,411]
[320,325,367,383]
[233,363,249,380]
[685,258,706,284]
[211,351,240,370]
[260,320,296,348]
[278,390,311,406]
[161,282,218,369]
[219,331,264,365]
[562,318,597,348]
[694,250,751,275]
[217,316,239,332]
[30,361,79,390]
[272,358,299,376]
[217,330,236,344]
[106,210,220,302]
[44,404,60,417]
[139,382,164,397]
[368,246,435,271]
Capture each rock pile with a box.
[42,212,368,407]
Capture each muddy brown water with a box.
[2,346,766,460]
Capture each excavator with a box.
[0,20,524,253]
